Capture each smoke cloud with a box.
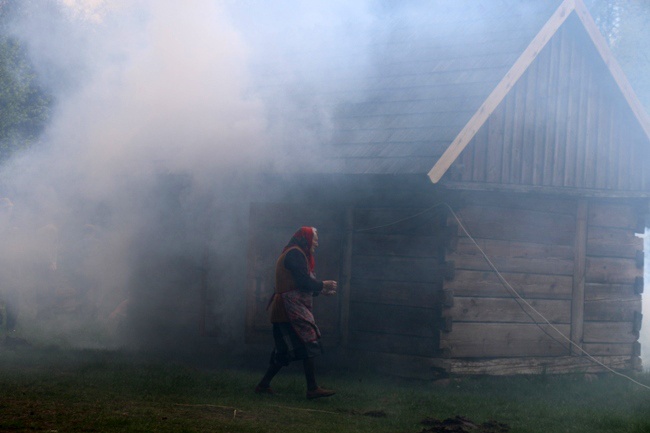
[0,0,374,352]
[0,0,268,349]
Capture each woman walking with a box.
[255,226,338,399]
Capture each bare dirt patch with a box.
[420,415,510,433]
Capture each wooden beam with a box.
[440,181,650,198]
[571,199,587,354]
[428,0,576,184]
[339,207,354,346]
[573,0,650,142]
[446,355,634,375]
[451,297,571,324]
[441,323,570,357]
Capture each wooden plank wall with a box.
[347,206,448,357]
[443,192,644,371]
[443,193,577,358]
[454,14,650,192]
[583,201,644,365]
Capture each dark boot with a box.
[256,361,282,394]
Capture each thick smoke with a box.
[0,0,267,349]
[0,0,373,351]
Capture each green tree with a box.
[0,0,51,162]
[585,0,650,109]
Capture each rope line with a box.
[354,201,650,390]
[353,203,446,233]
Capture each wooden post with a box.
[199,246,209,336]
[339,207,354,347]
[570,199,588,354]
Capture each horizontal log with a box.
[585,257,643,284]
[353,232,443,258]
[586,226,643,259]
[460,192,578,215]
[349,301,440,338]
[352,255,446,283]
[454,205,576,245]
[350,279,442,308]
[348,330,439,357]
[441,323,570,357]
[454,238,575,261]
[584,282,640,301]
[451,297,571,324]
[588,201,644,231]
[583,322,637,343]
[582,343,634,356]
[353,207,443,235]
[445,355,634,375]
[448,238,574,276]
[445,270,573,299]
[584,298,641,322]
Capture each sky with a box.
[0,0,648,370]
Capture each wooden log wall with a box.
[442,192,645,372]
[347,206,449,357]
[583,201,644,365]
[443,193,576,359]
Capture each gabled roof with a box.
[321,0,650,190]
[427,0,650,184]
[323,0,562,174]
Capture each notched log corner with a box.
[634,277,644,294]
[440,315,453,333]
[444,261,456,281]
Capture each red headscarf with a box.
[283,226,316,273]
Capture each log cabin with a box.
[243,0,649,376]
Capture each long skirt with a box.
[270,322,322,367]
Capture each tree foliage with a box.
[585,0,650,109]
[0,0,51,162]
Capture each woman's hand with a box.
[321,280,338,296]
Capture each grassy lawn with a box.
[0,346,649,433]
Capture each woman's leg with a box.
[304,357,335,399]
[257,351,283,391]
[303,357,318,391]
[257,362,282,389]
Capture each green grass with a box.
[0,346,649,432]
